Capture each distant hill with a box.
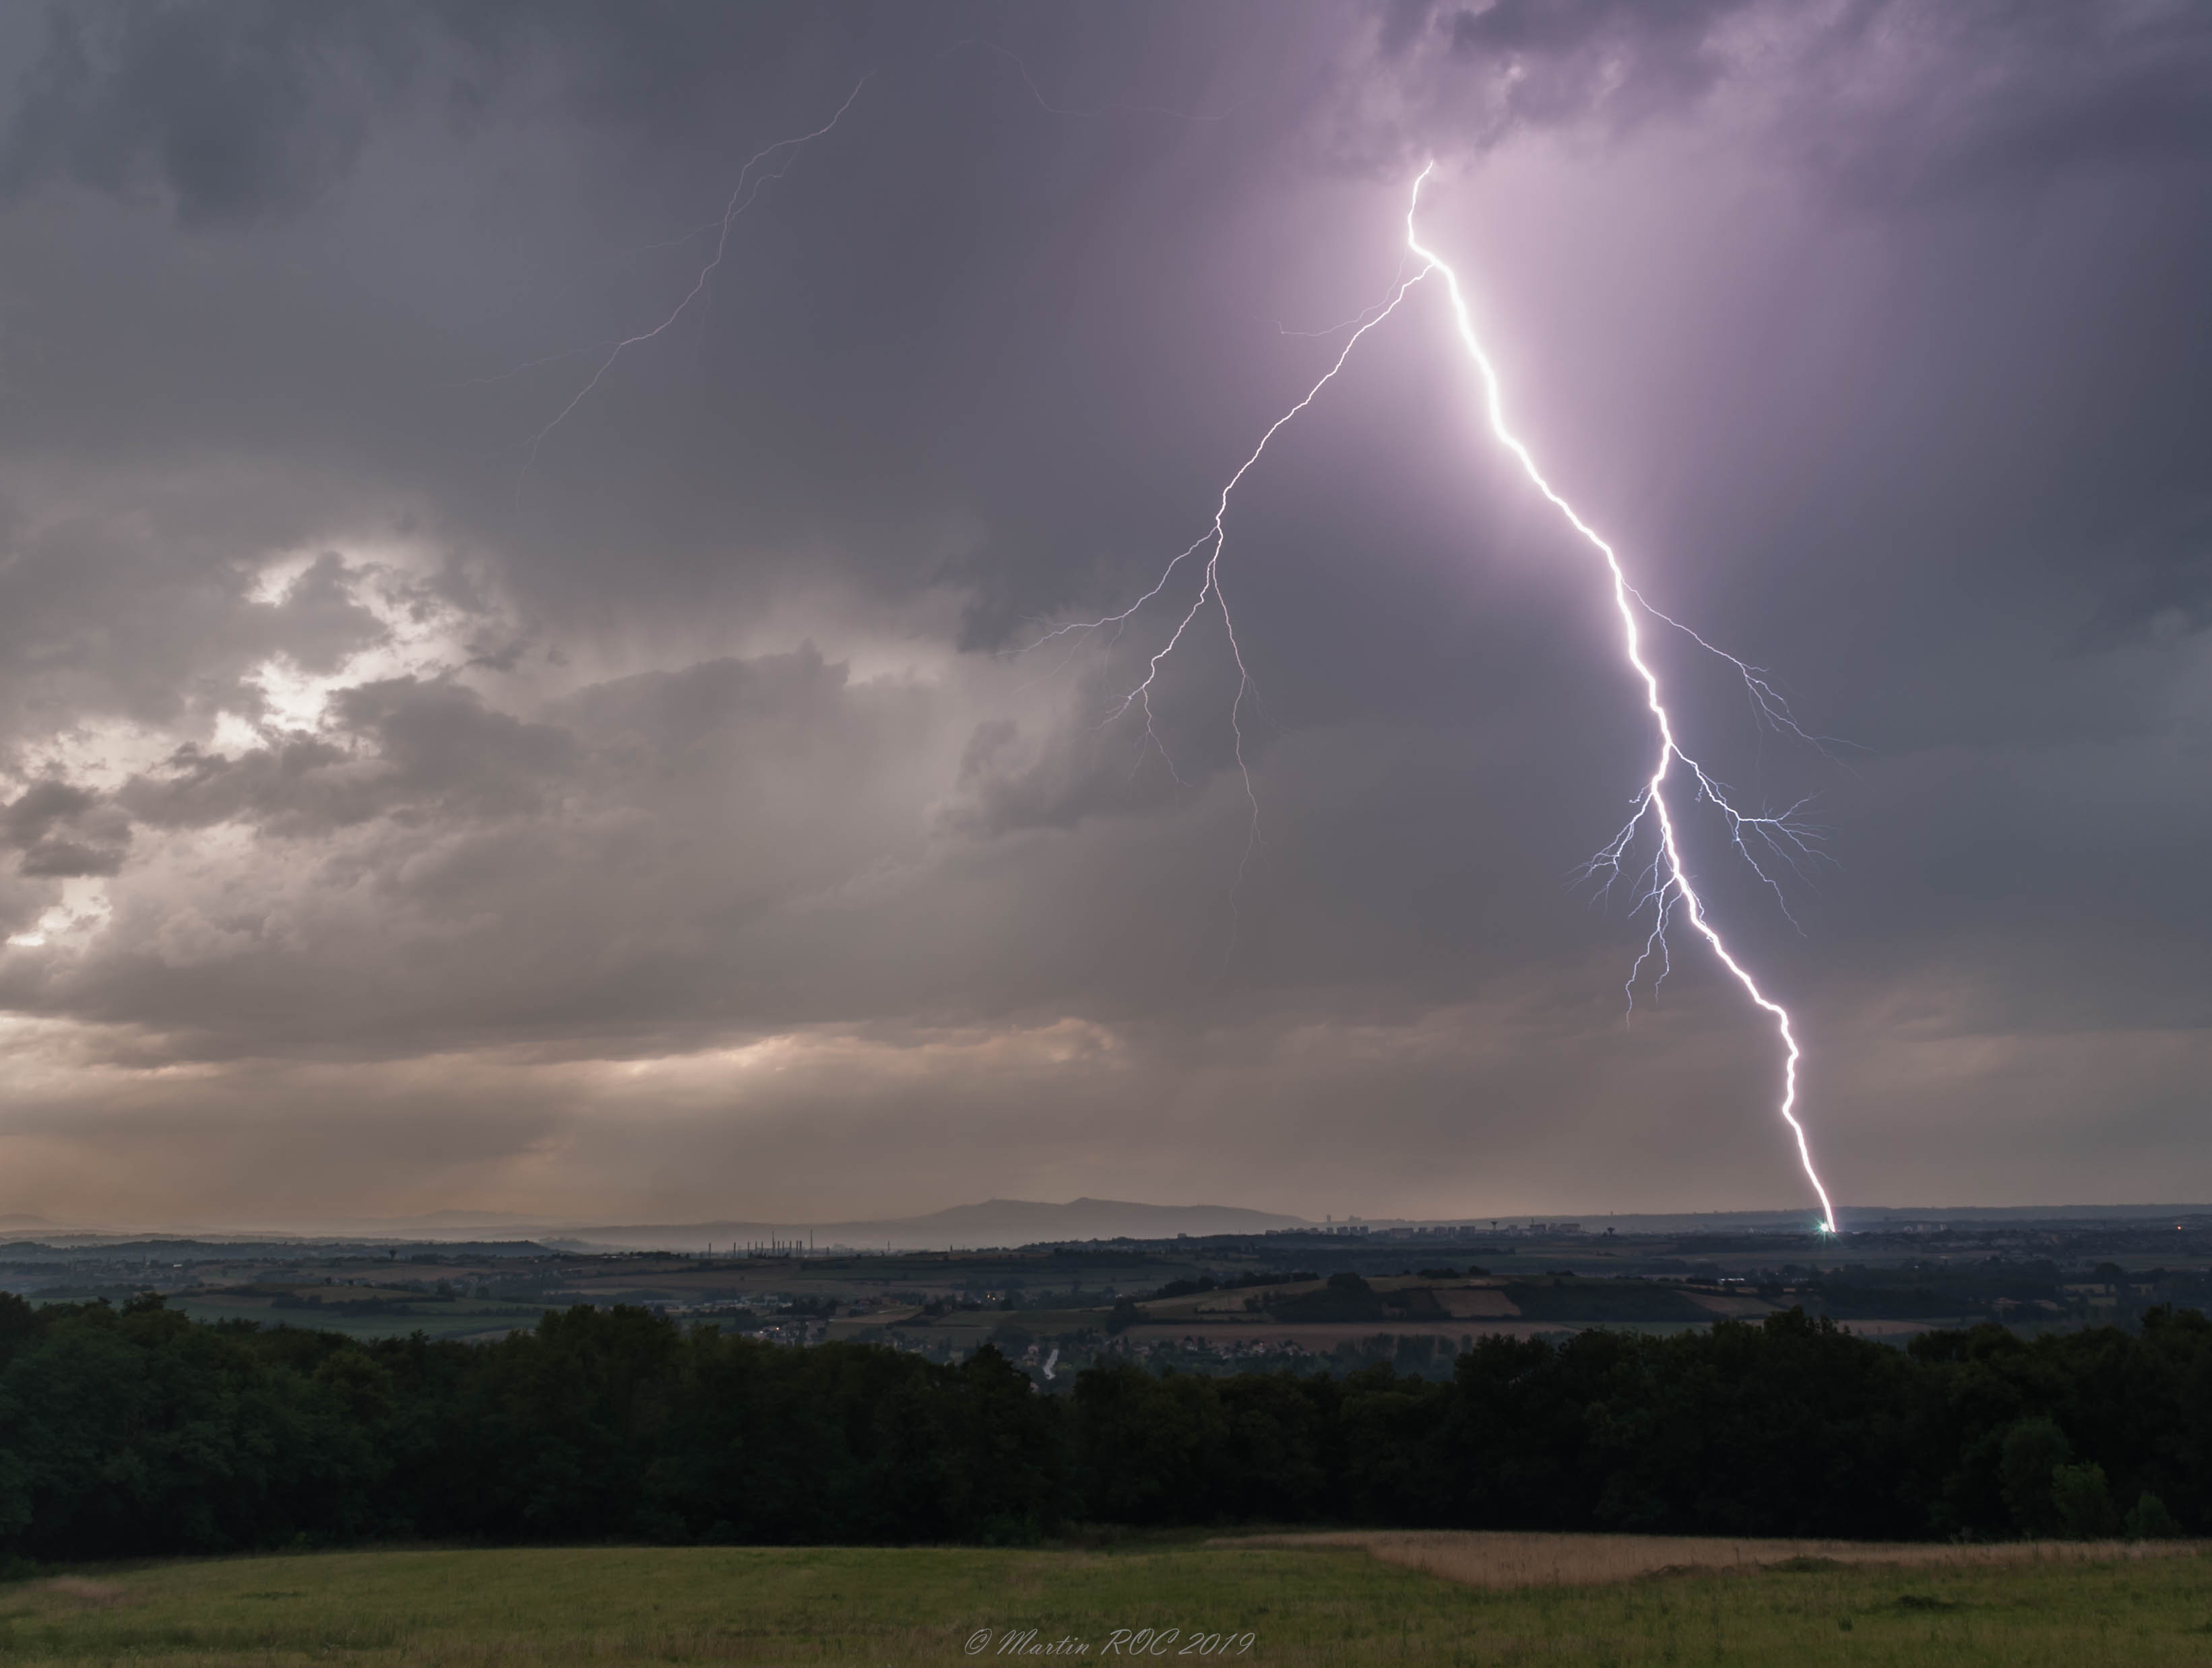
[896,1197,1307,1240]
[555,1197,1310,1252]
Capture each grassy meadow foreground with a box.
[2,1538,2207,1667]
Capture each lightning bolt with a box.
[1044,164,1839,1233]
[493,79,1840,1227]
[1403,166,1837,1236]
[509,79,868,496]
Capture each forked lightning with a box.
[1054,164,1840,1231]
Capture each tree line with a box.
[0,1292,2201,1561]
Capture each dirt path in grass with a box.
[1214,1529,2209,1589]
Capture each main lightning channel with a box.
[1402,164,1837,1233]
[1044,165,1838,1231]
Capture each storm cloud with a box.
[0,1,2207,1228]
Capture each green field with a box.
[1,1539,2207,1666]
[164,1297,550,1343]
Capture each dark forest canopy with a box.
[0,1293,2202,1561]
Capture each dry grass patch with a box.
[32,1578,128,1609]
[1218,1527,2210,1588]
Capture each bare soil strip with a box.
[1213,1529,2209,1589]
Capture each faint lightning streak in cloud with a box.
[437,345,600,389]
[1267,256,1414,338]
[511,79,868,498]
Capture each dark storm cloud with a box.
[1,1,431,226]
[1357,0,2212,195]
[2,781,129,878]
[1801,2,2212,197]
[121,677,575,836]
[941,690,1195,837]
[0,1,2207,1224]
[1370,0,1754,143]
[0,1,1235,232]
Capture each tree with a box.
[2050,1462,2119,1538]
[1999,1417,2071,1536]
[2126,1491,2182,1539]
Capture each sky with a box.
[0,0,2207,1231]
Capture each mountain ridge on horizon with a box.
[550,1196,1313,1250]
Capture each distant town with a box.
[7,1202,2205,1384]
